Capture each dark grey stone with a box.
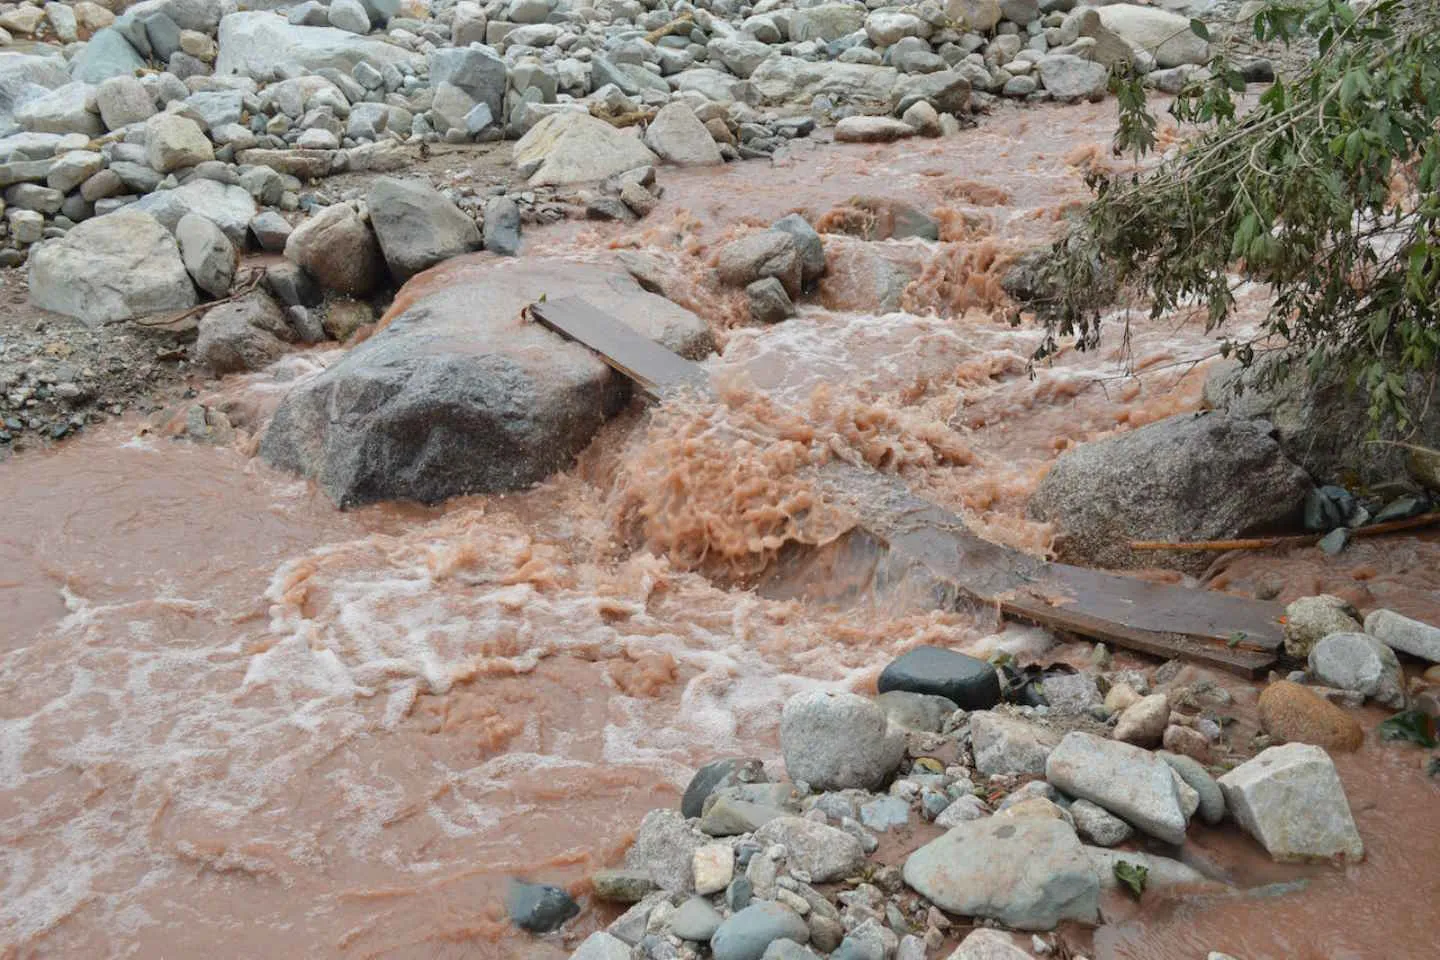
[259,260,711,506]
[505,879,578,933]
[1029,412,1312,574]
[367,177,481,282]
[877,645,1000,710]
[682,757,767,819]
[263,261,323,308]
[770,213,825,286]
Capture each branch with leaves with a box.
[1031,0,1440,430]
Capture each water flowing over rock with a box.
[903,818,1099,930]
[1045,731,1190,844]
[260,258,712,506]
[28,208,195,325]
[1029,413,1312,574]
[779,690,906,791]
[1218,743,1364,862]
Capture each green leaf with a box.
[1190,18,1210,42]
[1378,710,1438,748]
[1114,861,1149,900]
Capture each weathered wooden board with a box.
[529,296,710,396]
[528,296,1284,676]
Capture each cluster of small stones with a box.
[0,0,1254,268]
[525,631,1395,960]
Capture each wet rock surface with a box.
[260,258,711,505]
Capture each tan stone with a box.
[1257,681,1364,752]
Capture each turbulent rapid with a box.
[4,99,1439,960]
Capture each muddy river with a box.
[3,102,1438,959]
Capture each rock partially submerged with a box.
[1029,413,1312,573]
[261,258,711,506]
[1218,743,1364,862]
[1257,681,1364,752]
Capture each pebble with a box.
[693,843,735,896]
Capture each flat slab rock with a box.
[260,257,712,507]
[1045,731,1190,844]
[902,817,1099,930]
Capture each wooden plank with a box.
[528,296,1283,676]
[529,296,710,397]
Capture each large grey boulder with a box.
[260,258,712,506]
[95,75,156,130]
[195,291,293,374]
[215,12,420,80]
[1097,5,1210,68]
[0,53,70,129]
[429,46,507,119]
[282,201,382,296]
[1308,632,1406,708]
[29,209,195,325]
[902,818,1098,930]
[643,102,723,167]
[1029,413,1311,573]
[717,231,802,299]
[754,817,865,883]
[749,59,898,111]
[144,113,213,173]
[708,37,776,79]
[1206,359,1440,489]
[513,111,658,186]
[970,711,1060,776]
[15,83,102,136]
[1045,732,1190,844]
[70,29,148,83]
[1217,742,1364,862]
[125,0,228,34]
[788,4,867,42]
[176,212,236,298]
[133,179,257,247]
[367,177,481,282]
[778,690,906,791]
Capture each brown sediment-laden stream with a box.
[3,101,1438,959]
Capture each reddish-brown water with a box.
[3,102,1438,959]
